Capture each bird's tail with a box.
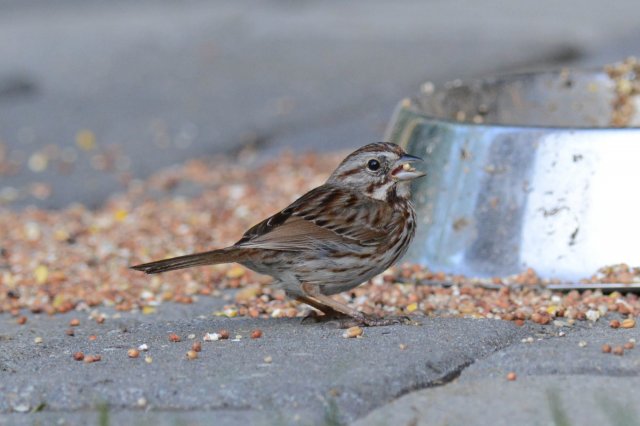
[130,247,243,274]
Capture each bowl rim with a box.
[399,68,640,131]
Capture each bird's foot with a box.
[300,309,349,324]
[362,314,415,327]
[335,313,418,329]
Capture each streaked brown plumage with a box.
[131,142,425,326]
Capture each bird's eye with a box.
[367,159,381,171]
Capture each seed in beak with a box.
[402,163,415,172]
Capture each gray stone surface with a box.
[0,297,526,424]
[4,306,639,425]
[2,0,640,208]
[355,320,640,426]
[461,320,640,379]
[355,376,640,426]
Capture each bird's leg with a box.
[300,283,410,328]
[296,296,349,323]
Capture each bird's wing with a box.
[234,185,389,251]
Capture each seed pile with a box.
[0,151,334,314]
[606,56,640,127]
[1,150,640,327]
[226,264,639,325]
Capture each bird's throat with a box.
[363,180,411,203]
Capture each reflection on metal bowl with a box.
[386,69,640,281]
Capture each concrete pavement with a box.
[356,320,640,426]
[0,296,527,425]
[2,300,638,425]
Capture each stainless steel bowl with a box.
[386,69,640,281]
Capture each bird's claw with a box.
[301,310,419,328]
[336,314,417,329]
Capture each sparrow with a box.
[132,142,425,326]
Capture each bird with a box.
[131,142,425,327]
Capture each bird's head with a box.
[327,142,425,201]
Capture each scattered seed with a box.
[84,354,101,363]
[168,333,181,342]
[621,318,636,329]
[612,346,624,356]
[127,348,140,358]
[342,326,364,339]
[188,334,196,339]
[223,307,238,318]
[73,351,85,361]
[624,341,635,350]
[602,344,612,353]
[506,372,517,381]
[203,333,220,341]
[399,344,408,350]
[138,343,149,351]
[65,328,75,336]
[16,316,27,325]
[191,342,202,352]
[34,336,43,344]
[610,320,621,329]
[13,403,31,413]
[186,350,198,360]
[586,309,600,322]
[28,152,48,172]
[578,341,587,348]
[76,130,96,151]
[264,356,273,363]
[69,318,80,327]
[250,329,263,339]
[219,330,230,340]
[619,305,633,316]
[145,356,153,364]
[88,335,97,341]
[142,306,156,315]
[226,266,245,279]
[96,316,105,324]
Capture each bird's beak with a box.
[391,153,426,181]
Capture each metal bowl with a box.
[386,69,640,281]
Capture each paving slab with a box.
[0,296,527,425]
[461,319,640,379]
[355,319,640,426]
[354,375,640,426]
